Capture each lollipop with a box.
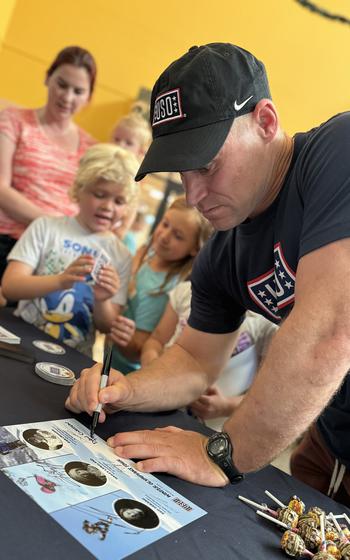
[320,512,341,559]
[278,507,299,529]
[264,490,305,516]
[311,507,325,517]
[298,524,321,550]
[308,507,326,527]
[280,530,313,558]
[299,514,318,531]
[257,509,298,533]
[340,526,350,541]
[238,495,299,528]
[288,496,306,516]
[328,512,350,547]
[325,529,340,544]
[265,489,286,508]
[322,541,341,559]
[262,490,302,526]
[325,519,336,533]
[338,542,350,560]
[334,518,350,560]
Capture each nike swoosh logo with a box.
[234,95,253,111]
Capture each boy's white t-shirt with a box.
[7,215,132,355]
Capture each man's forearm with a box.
[125,343,210,412]
[224,308,350,473]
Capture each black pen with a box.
[90,343,113,438]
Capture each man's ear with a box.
[252,99,279,142]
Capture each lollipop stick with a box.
[265,489,286,508]
[238,495,269,511]
[329,512,348,542]
[320,512,326,551]
[257,509,290,530]
[329,512,342,532]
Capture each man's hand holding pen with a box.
[65,361,133,424]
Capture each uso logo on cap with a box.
[152,88,184,126]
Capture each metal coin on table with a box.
[32,340,66,355]
[35,362,75,386]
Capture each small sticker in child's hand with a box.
[91,249,111,283]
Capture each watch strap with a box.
[206,432,244,484]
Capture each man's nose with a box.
[181,172,207,207]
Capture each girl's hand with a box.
[109,316,136,347]
[59,256,94,290]
[190,385,239,420]
[93,265,120,302]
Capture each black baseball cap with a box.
[136,42,271,181]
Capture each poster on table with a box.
[0,418,206,559]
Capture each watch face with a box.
[207,433,244,484]
[210,436,226,456]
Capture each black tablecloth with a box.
[0,308,348,560]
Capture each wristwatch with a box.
[206,432,244,484]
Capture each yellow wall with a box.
[0,0,16,45]
[0,0,349,139]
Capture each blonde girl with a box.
[111,101,152,160]
[109,195,213,373]
[110,102,152,254]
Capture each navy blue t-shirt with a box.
[189,112,350,468]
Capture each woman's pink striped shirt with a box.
[0,107,95,239]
